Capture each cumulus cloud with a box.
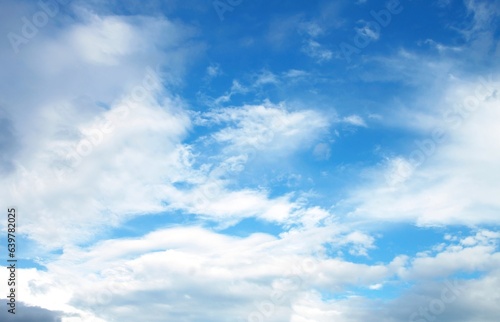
[0,225,392,321]
[348,74,500,226]
[1,227,497,322]
[0,3,200,249]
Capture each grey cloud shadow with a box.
[0,300,63,322]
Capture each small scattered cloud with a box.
[206,63,222,78]
[299,21,325,38]
[253,69,280,86]
[342,115,367,127]
[283,69,309,78]
[302,39,333,62]
[355,21,380,41]
[202,102,330,154]
[313,143,331,161]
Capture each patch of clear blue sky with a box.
[220,217,284,237]
[330,224,462,264]
[90,0,471,114]
[94,209,283,242]
[320,280,413,301]
[1,233,50,270]
[95,210,202,240]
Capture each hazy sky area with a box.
[0,0,499,321]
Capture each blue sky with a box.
[0,0,500,321]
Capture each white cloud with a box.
[342,114,367,127]
[3,227,497,322]
[302,39,333,62]
[299,21,325,38]
[4,91,192,248]
[423,39,463,53]
[313,143,331,161]
[348,70,500,226]
[202,102,330,155]
[254,69,280,86]
[0,8,200,249]
[1,2,499,322]
[0,225,393,321]
[462,0,500,36]
[283,69,309,78]
[70,15,140,65]
[356,21,380,41]
[206,63,222,78]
